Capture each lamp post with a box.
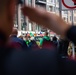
[59,0,62,17]
[55,0,56,13]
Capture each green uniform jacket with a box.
[40,36,50,46]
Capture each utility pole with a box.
[71,10,74,25]
[67,10,68,22]
[25,0,29,31]
[18,4,21,31]
[55,0,56,13]
[59,0,62,17]
[71,10,75,59]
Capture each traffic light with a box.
[72,0,76,5]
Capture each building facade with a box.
[14,0,76,32]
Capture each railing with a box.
[36,0,46,2]
[35,0,46,4]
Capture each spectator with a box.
[40,32,51,46]
[40,32,54,49]
[29,40,40,50]
[24,35,31,46]
[52,35,58,47]
[8,28,28,49]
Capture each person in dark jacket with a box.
[39,32,54,49]
[29,40,40,50]
[40,32,51,46]
[8,28,28,49]
[52,35,58,47]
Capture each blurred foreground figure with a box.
[1,0,76,75]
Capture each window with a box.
[49,6,53,11]
[56,7,59,13]
[56,0,59,3]
[70,16,71,21]
[28,0,32,5]
[50,0,53,3]
[74,16,76,22]
[74,10,76,13]
[63,17,66,20]
[64,11,68,14]
[39,0,46,2]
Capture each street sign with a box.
[59,0,76,25]
[61,0,76,10]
